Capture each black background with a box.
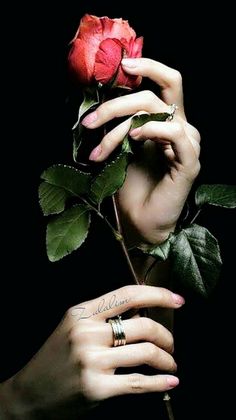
[2,1,235,418]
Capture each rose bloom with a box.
[68,14,143,89]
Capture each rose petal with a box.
[68,39,94,84]
[94,38,123,84]
[114,37,143,88]
[68,14,142,88]
[76,14,103,43]
[130,36,144,58]
[115,66,141,89]
[101,17,136,41]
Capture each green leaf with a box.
[73,88,99,161]
[90,136,131,204]
[195,184,236,208]
[138,234,173,260]
[171,224,222,297]
[41,165,91,196]
[46,205,91,262]
[73,87,99,129]
[39,182,69,216]
[130,112,170,129]
[90,153,129,204]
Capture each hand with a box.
[82,58,201,245]
[0,286,184,418]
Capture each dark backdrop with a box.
[2,2,235,418]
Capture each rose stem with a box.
[144,261,175,419]
[112,194,139,285]
[190,207,202,224]
[163,392,175,420]
[111,194,175,420]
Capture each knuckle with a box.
[166,332,174,354]
[172,122,184,138]
[68,325,93,348]
[140,317,155,337]
[76,349,98,368]
[99,102,113,119]
[185,122,201,143]
[143,90,157,103]
[168,69,182,86]
[64,305,81,326]
[144,343,158,363]
[186,160,201,180]
[157,287,171,304]
[101,132,113,149]
[191,161,201,178]
[128,373,145,393]
[119,285,137,302]
[80,371,104,401]
[191,126,201,143]
[67,325,79,346]
[169,357,177,372]
[65,306,76,320]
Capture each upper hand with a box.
[82,58,201,245]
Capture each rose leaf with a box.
[39,182,70,216]
[195,184,236,208]
[171,224,222,297]
[90,154,129,204]
[46,205,91,262]
[41,165,92,196]
[90,136,131,204]
[130,112,170,129]
[73,88,99,161]
[138,234,173,260]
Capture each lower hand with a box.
[0,285,184,418]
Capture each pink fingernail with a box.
[171,293,185,306]
[129,127,141,137]
[166,376,179,389]
[89,144,102,161]
[122,58,139,68]
[82,111,98,127]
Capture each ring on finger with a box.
[108,315,126,347]
[167,103,178,121]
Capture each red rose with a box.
[68,14,143,89]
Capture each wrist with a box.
[0,376,35,420]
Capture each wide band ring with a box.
[108,315,126,347]
[167,103,178,121]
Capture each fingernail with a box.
[82,111,97,127]
[171,293,185,306]
[166,376,179,389]
[89,144,102,161]
[129,127,141,137]
[121,58,139,68]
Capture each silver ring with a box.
[108,315,126,347]
[167,103,178,121]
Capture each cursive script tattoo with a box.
[71,294,130,321]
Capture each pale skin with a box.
[0,58,200,419]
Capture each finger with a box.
[106,342,177,371]
[89,117,131,161]
[121,57,185,115]
[129,121,198,167]
[70,285,185,322]
[89,117,200,163]
[105,374,179,397]
[69,317,174,353]
[102,317,174,353]
[81,90,168,129]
